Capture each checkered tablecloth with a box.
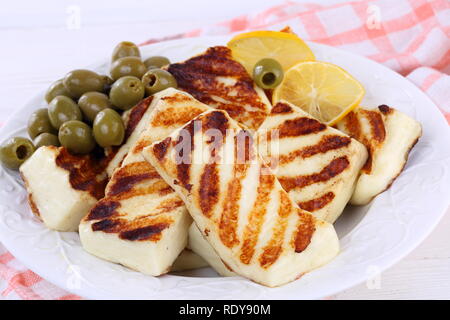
[1,0,449,299]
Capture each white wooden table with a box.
[0,0,449,300]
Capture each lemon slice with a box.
[227,31,315,74]
[272,61,365,125]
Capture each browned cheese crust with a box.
[168,46,270,130]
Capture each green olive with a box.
[111,41,141,62]
[110,56,147,81]
[109,76,145,110]
[48,96,82,129]
[0,137,35,170]
[93,108,125,147]
[253,58,284,89]
[78,92,112,122]
[63,69,106,99]
[27,108,57,139]
[34,133,60,148]
[59,120,96,154]
[45,79,73,103]
[144,56,170,70]
[141,69,177,96]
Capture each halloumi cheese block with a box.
[256,101,368,223]
[20,146,109,232]
[79,88,212,276]
[337,105,422,205]
[188,224,236,277]
[168,46,272,130]
[79,161,191,275]
[143,109,340,287]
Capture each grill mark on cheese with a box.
[203,111,229,160]
[197,111,230,217]
[153,137,172,161]
[198,163,220,218]
[155,198,184,213]
[275,117,326,139]
[297,192,335,212]
[278,156,350,192]
[174,119,199,192]
[259,191,292,268]
[161,92,191,104]
[343,111,362,141]
[91,219,118,232]
[123,96,153,141]
[362,155,373,173]
[218,131,253,248]
[91,215,173,242]
[203,111,229,138]
[280,26,295,33]
[158,186,175,196]
[132,138,152,155]
[239,168,275,264]
[168,46,269,130]
[107,162,161,197]
[279,135,351,164]
[361,110,386,144]
[271,102,293,114]
[292,210,316,253]
[378,104,393,115]
[343,111,372,172]
[87,200,120,220]
[151,106,207,128]
[235,130,254,163]
[113,179,174,201]
[119,223,171,241]
[343,109,386,174]
[55,147,109,200]
[218,171,244,247]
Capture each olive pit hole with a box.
[16,145,29,160]
[146,74,157,87]
[262,72,276,85]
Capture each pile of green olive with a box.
[0,41,178,170]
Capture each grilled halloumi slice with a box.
[79,88,212,276]
[188,224,236,277]
[118,88,212,271]
[143,109,340,287]
[256,101,368,223]
[168,46,272,130]
[20,146,109,232]
[79,161,191,275]
[337,105,422,205]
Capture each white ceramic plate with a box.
[1,36,449,300]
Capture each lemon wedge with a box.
[272,61,365,125]
[227,31,315,74]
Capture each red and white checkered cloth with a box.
[1,0,449,300]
